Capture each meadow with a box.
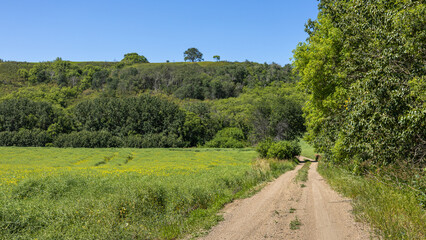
[0,147,296,239]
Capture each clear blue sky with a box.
[1,0,319,65]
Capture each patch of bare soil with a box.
[199,159,374,240]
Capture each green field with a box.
[0,147,296,239]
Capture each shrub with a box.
[0,129,52,147]
[257,140,301,160]
[256,139,274,158]
[204,127,246,148]
[204,137,245,148]
[124,133,185,148]
[53,131,123,148]
[267,141,301,160]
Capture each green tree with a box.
[184,48,203,62]
[17,69,29,81]
[121,53,149,64]
[293,0,425,170]
[213,55,220,62]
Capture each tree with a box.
[121,53,149,64]
[213,55,220,62]
[293,0,425,170]
[184,48,203,62]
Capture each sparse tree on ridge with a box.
[213,55,220,62]
[121,53,149,64]
[184,48,203,62]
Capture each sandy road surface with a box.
[199,159,373,240]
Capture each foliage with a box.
[267,141,301,160]
[0,148,296,239]
[53,131,123,148]
[181,102,220,147]
[124,133,185,148]
[0,62,303,148]
[204,127,247,148]
[121,52,149,65]
[256,138,273,158]
[0,129,52,147]
[213,55,220,61]
[0,98,58,131]
[212,83,306,143]
[184,48,203,62]
[293,0,425,171]
[3,61,297,102]
[73,95,185,136]
[0,85,81,107]
[256,139,301,160]
[251,90,305,142]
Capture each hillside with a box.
[0,60,296,106]
[0,60,305,149]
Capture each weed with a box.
[300,184,306,188]
[289,207,296,213]
[290,217,302,230]
[295,161,311,182]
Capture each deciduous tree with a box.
[184,48,203,62]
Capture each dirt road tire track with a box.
[199,159,373,240]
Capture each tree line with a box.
[0,81,305,148]
[9,57,296,103]
[293,0,424,176]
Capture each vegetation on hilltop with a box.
[0,57,305,148]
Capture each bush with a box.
[0,129,52,147]
[53,132,185,148]
[53,131,123,148]
[257,140,301,160]
[124,133,185,148]
[256,139,274,158]
[204,137,245,148]
[204,127,246,148]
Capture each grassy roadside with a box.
[0,148,296,239]
[318,163,425,239]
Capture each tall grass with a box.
[318,163,425,240]
[0,147,295,239]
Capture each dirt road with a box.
[199,159,373,240]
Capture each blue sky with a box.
[1,0,319,65]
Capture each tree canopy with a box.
[184,48,203,62]
[121,53,149,64]
[293,0,425,171]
